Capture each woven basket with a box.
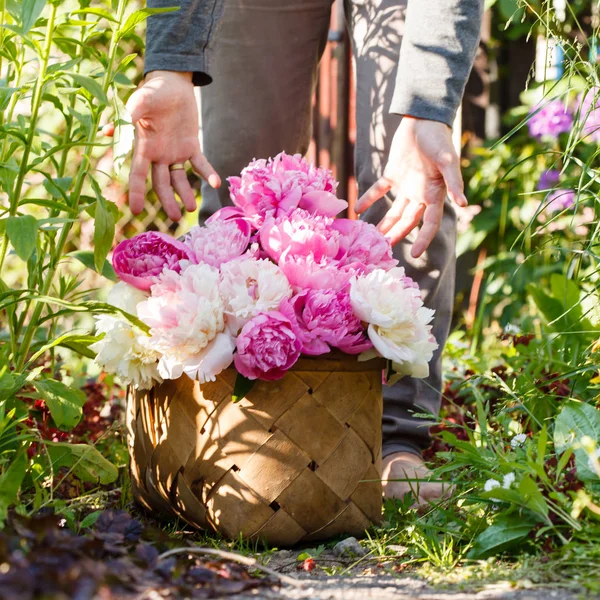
[126,352,385,546]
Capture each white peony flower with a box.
[137,263,225,365]
[484,479,501,492]
[502,472,516,489]
[219,257,292,329]
[157,332,235,383]
[350,268,438,378]
[510,433,528,448]
[92,282,161,390]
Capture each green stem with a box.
[16,0,127,371]
[9,3,57,217]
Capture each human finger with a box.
[128,149,151,215]
[152,163,182,221]
[101,123,115,137]
[190,150,221,189]
[384,201,426,246]
[170,168,197,212]
[355,177,393,214]
[437,150,468,208]
[410,201,444,258]
[377,197,409,235]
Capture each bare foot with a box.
[381,452,449,506]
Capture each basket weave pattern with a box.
[126,354,384,546]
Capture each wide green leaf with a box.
[47,442,118,484]
[117,7,178,38]
[232,373,255,403]
[68,250,118,281]
[0,451,28,523]
[555,402,600,481]
[93,198,116,273]
[6,215,38,261]
[21,0,46,34]
[33,379,85,429]
[468,516,535,559]
[69,73,109,106]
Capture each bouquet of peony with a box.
[92,153,438,390]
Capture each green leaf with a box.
[6,215,38,261]
[232,373,255,403]
[21,0,46,34]
[70,7,118,22]
[47,442,118,484]
[79,510,103,529]
[112,93,135,178]
[0,451,28,523]
[518,475,549,519]
[468,516,535,559]
[67,250,118,281]
[33,379,85,429]
[28,333,101,365]
[555,402,600,481]
[118,7,178,38]
[43,176,73,200]
[69,73,109,106]
[93,198,116,273]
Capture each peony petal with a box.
[300,191,348,217]
[181,332,236,383]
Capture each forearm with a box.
[390,0,484,127]
[144,0,225,86]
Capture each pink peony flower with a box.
[137,263,225,366]
[219,257,292,329]
[333,219,398,274]
[280,288,372,355]
[112,232,192,291]
[278,250,350,292]
[260,209,341,263]
[234,311,302,380]
[546,189,576,213]
[228,152,348,226]
[183,219,251,268]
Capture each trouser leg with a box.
[200,0,335,219]
[346,0,457,457]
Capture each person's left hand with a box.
[354,116,467,258]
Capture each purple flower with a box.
[184,218,251,268]
[578,87,600,142]
[112,232,192,291]
[234,311,302,380]
[537,169,561,191]
[280,288,372,356]
[228,152,348,227]
[528,99,573,139]
[546,189,576,213]
[333,219,398,274]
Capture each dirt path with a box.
[237,577,586,600]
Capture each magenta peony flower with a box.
[228,152,348,226]
[183,219,251,268]
[112,232,192,291]
[280,289,372,355]
[260,209,341,263]
[333,219,398,274]
[527,99,573,139]
[234,311,302,380]
[545,188,576,213]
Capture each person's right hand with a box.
[126,70,221,221]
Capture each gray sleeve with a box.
[144,0,224,86]
[390,0,484,127]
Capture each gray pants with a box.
[199,0,457,457]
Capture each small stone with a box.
[385,544,408,556]
[332,537,367,558]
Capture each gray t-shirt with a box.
[144,0,483,128]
